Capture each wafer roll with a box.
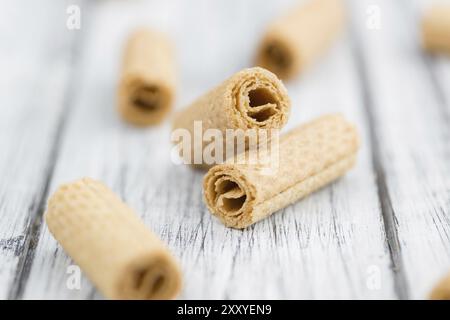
[45,178,182,300]
[172,67,290,168]
[255,0,345,80]
[118,28,175,126]
[203,114,359,229]
[430,272,450,300]
[422,5,450,55]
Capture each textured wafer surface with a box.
[45,178,182,299]
[422,5,450,55]
[172,67,290,168]
[255,0,345,80]
[118,28,175,126]
[203,114,360,229]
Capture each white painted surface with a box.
[0,0,77,299]
[351,0,450,299]
[0,0,448,299]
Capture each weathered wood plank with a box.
[413,0,450,110]
[21,0,395,299]
[0,0,84,299]
[427,57,450,112]
[350,0,450,299]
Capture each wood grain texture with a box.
[0,0,83,299]
[0,0,448,300]
[20,0,395,299]
[350,0,450,299]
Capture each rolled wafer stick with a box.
[422,5,450,55]
[430,272,450,300]
[255,0,346,80]
[45,178,182,300]
[118,28,175,126]
[172,67,290,168]
[203,114,359,229]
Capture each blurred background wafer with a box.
[430,271,450,300]
[45,178,182,300]
[118,28,176,126]
[422,4,450,55]
[255,0,345,80]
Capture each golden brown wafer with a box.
[430,272,450,300]
[172,67,290,169]
[255,0,346,80]
[203,114,359,229]
[422,5,450,55]
[118,28,175,126]
[45,178,182,300]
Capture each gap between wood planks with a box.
[402,0,450,124]
[7,0,92,299]
[345,0,450,299]
[347,5,410,299]
[10,0,448,299]
[9,0,402,299]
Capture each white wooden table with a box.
[1,0,450,300]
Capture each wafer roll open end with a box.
[226,67,290,128]
[117,250,181,300]
[172,67,290,168]
[421,5,450,55]
[173,67,290,131]
[120,78,173,125]
[45,178,182,300]
[255,0,346,80]
[430,272,450,300]
[204,165,257,228]
[256,32,299,81]
[204,114,359,229]
[118,28,175,126]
